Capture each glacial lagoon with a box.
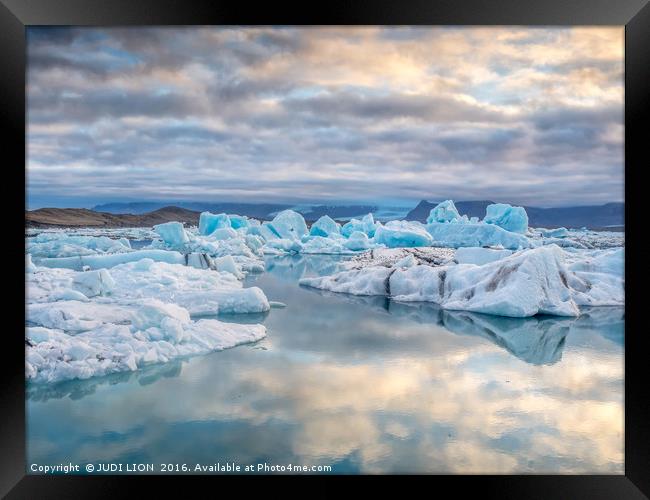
[27,254,624,474]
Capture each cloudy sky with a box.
[27,27,624,209]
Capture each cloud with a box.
[26,27,624,208]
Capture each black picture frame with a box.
[3,0,648,496]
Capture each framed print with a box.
[2,0,648,497]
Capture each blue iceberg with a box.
[426,222,530,250]
[310,215,341,238]
[426,200,465,224]
[341,213,378,238]
[153,222,189,247]
[374,220,434,248]
[267,210,309,241]
[483,203,529,234]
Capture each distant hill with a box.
[406,200,624,229]
[26,206,201,228]
[92,201,404,222]
[93,201,293,219]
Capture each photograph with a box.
[24,25,626,476]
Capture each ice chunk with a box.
[427,200,463,224]
[228,214,250,230]
[199,212,231,235]
[210,227,239,240]
[263,238,303,254]
[153,221,189,247]
[455,247,513,266]
[483,203,529,234]
[38,249,186,271]
[301,236,353,254]
[72,269,115,297]
[373,220,434,248]
[540,227,569,238]
[310,215,341,238]
[341,213,378,238]
[213,255,244,279]
[26,254,37,273]
[267,210,308,240]
[426,222,530,250]
[344,231,374,251]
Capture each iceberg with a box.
[426,222,530,250]
[153,221,190,247]
[426,200,464,224]
[300,245,624,318]
[267,210,308,241]
[199,212,231,235]
[483,203,529,234]
[341,213,378,238]
[374,220,434,248]
[344,231,374,251]
[309,215,341,238]
[228,214,250,230]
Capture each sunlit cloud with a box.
[27,26,624,208]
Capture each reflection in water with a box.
[27,254,624,474]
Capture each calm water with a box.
[26,254,624,474]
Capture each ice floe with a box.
[26,257,269,382]
[27,232,133,259]
[26,300,266,384]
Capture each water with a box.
[26,254,624,474]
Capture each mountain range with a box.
[26,200,624,230]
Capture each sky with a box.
[26,26,624,209]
